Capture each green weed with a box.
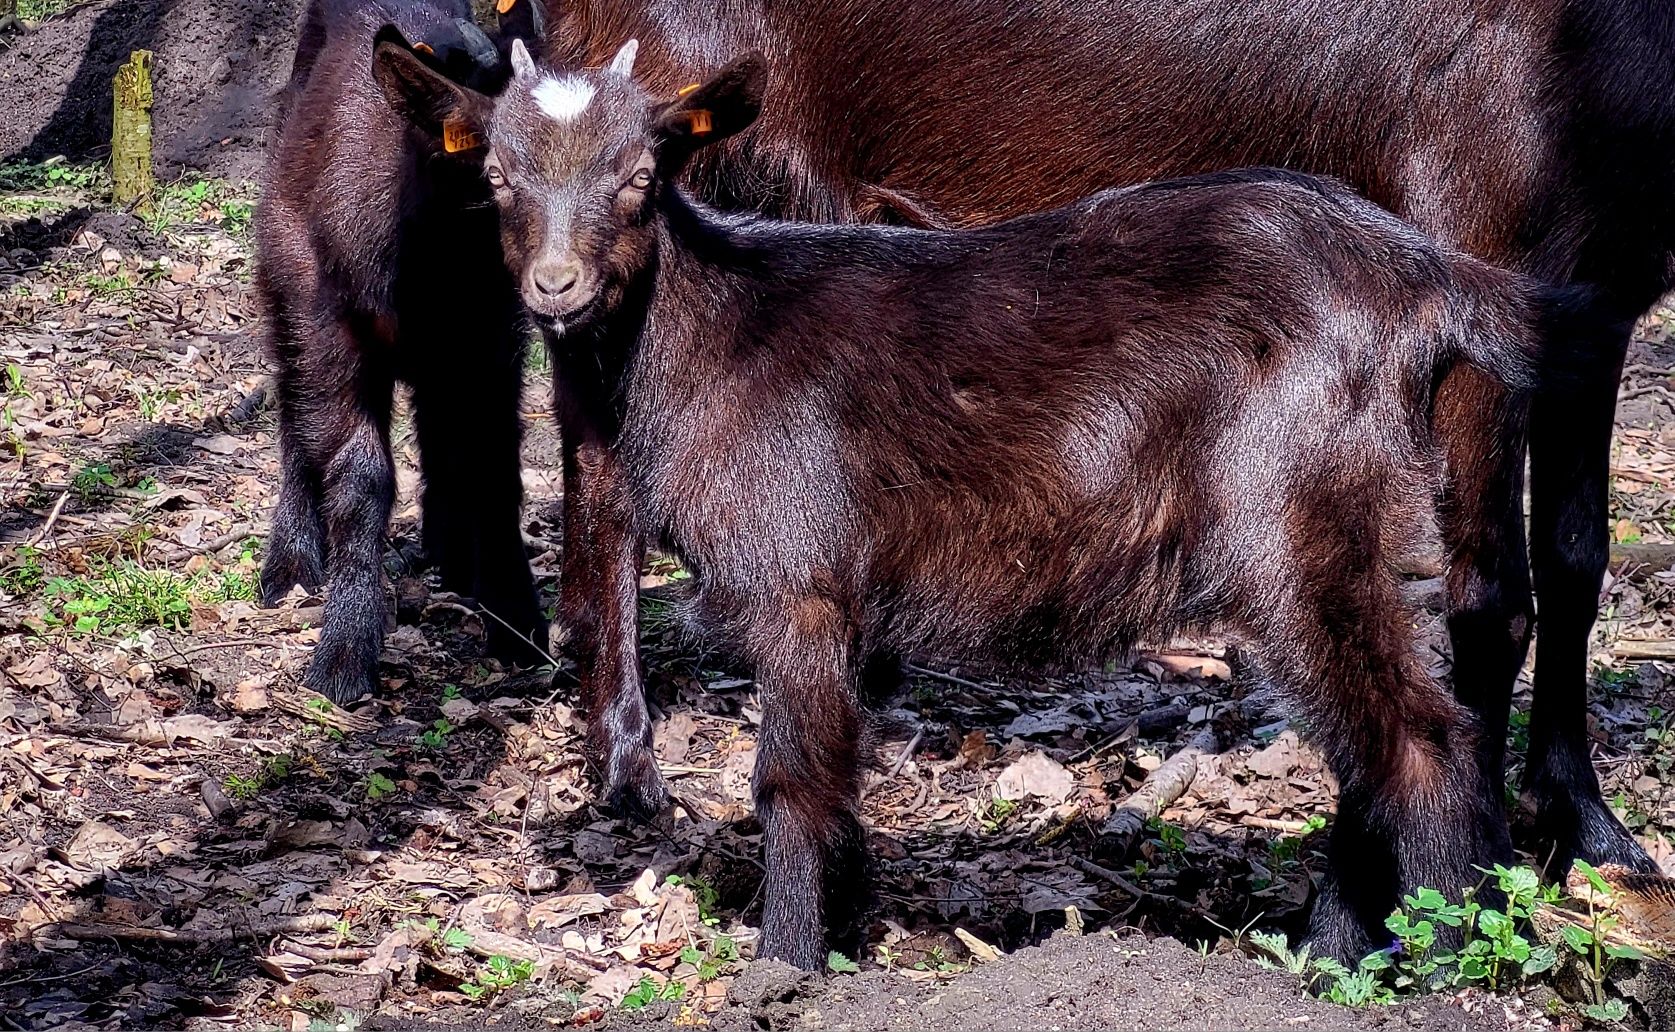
[619,975,684,1010]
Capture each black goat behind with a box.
[373,43,1600,968]
[255,0,547,702]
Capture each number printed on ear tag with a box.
[443,120,483,153]
[687,109,713,135]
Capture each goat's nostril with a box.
[533,262,581,298]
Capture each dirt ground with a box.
[0,0,305,180]
[2,3,1675,1030]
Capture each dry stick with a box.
[887,727,926,779]
[277,941,375,963]
[1614,639,1675,660]
[24,490,69,547]
[906,663,991,692]
[1099,725,1221,850]
[52,913,338,943]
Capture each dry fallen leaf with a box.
[994,751,1075,804]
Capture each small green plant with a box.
[83,272,135,297]
[365,771,397,800]
[1147,816,1188,855]
[460,954,535,1001]
[1269,814,1327,863]
[664,874,722,926]
[911,944,966,974]
[978,796,1019,833]
[3,364,24,399]
[1251,930,1392,1006]
[441,683,462,701]
[417,718,455,750]
[679,934,739,982]
[71,462,120,501]
[221,753,294,799]
[0,544,45,595]
[1561,860,1641,1024]
[826,951,860,974]
[1384,866,1558,992]
[619,975,684,1010]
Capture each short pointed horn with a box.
[609,38,639,78]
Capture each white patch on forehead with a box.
[532,76,596,121]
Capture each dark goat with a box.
[538,0,1674,875]
[372,44,1603,968]
[255,0,548,702]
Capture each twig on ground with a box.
[24,490,69,547]
[1099,726,1221,851]
[887,727,926,779]
[907,663,992,692]
[50,913,339,944]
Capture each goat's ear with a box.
[372,26,494,155]
[649,52,765,173]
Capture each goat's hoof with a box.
[303,643,377,705]
[259,553,324,608]
[484,614,551,668]
[604,755,672,821]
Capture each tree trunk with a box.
[111,50,155,213]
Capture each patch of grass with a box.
[1268,813,1327,864]
[17,0,80,20]
[144,176,257,235]
[0,544,45,595]
[1147,816,1188,855]
[0,157,104,192]
[82,272,136,297]
[35,554,256,634]
[222,753,294,800]
[0,195,75,215]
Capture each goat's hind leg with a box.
[1268,586,1510,963]
[752,593,869,970]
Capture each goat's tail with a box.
[1433,267,1625,400]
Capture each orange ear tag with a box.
[413,42,434,55]
[687,109,713,135]
[443,120,483,153]
[676,82,702,97]
[496,0,517,12]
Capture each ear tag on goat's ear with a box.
[413,42,434,55]
[676,82,702,97]
[686,109,713,135]
[497,0,517,12]
[443,119,483,153]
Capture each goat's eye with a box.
[485,165,507,189]
[627,169,654,190]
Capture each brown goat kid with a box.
[374,42,1609,967]
[256,0,548,701]
[540,0,1675,878]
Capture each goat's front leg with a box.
[753,593,869,970]
[559,431,668,817]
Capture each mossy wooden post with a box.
[111,49,155,214]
